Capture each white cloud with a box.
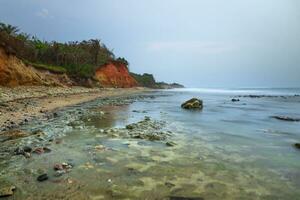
[147,41,239,55]
[36,8,52,19]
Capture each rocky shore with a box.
[0,86,147,132]
[0,90,180,199]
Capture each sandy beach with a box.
[0,86,147,131]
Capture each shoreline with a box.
[0,86,149,131]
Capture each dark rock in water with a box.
[14,146,32,157]
[14,147,25,155]
[231,98,240,102]
[43,147,52,153]
[126,124,134,130]
[165,182,176,188]
[0,186,16,197]
[294,143,300,149]
[271,116,300,122]
[37,174,49,182]
[23,146,32,153]
[181,98,203,110]
[166,141,176,147]
[144,116,151,121]
[169,197,204,200]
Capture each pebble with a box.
[0,186,16,197]
[166,141,176,147]
[37,173,49,182]
[54,170,65,177]
[231,98,240,102]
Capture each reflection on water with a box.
[1,89,300,200]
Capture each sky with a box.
[0,0,299,88]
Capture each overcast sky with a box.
[0,0,299,88]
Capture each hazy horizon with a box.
[0,0,299,88]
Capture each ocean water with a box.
[1,88,300,200]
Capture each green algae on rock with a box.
[181,98,203,110]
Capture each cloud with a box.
[36,8,52,19]
[147,41,239,55]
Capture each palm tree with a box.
[0,22,19,35]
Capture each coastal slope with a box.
[94,61,138,88]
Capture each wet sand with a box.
[0,86,148,131]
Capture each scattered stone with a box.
[144,116,151,121]
[23,146,32,153]
[0,186,16,197]
[54,163,64,171]
[166,141,176,147]
[24,152,31,158]
[14,146,32,157]
[271,116,300,122]
[43,147,52,153]
[53,112,58,117]
[53,162,73,177]
[33,148,44,154]
[126,124,134,130]
[54,170,65,177]
[231,98,240,102]
[181,98,203,110]
[294,143,300,149]
[165,182,175,188]
[37,173,49,182]
[32,147,51,155]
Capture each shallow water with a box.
[1,88,300,200]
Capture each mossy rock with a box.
[181,98,203,110]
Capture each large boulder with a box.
[181,98,203,110]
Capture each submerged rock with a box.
[294,143,300,149]
[105,117,171,141]
[33,147,51,155]
[53,162,73,177]
[14,146,32,158]
[231,98,240,102]
[166,141,176,147]
[181,98,203,110]
[271,116,300,122]
[0,186,16,197]
[37,173,49,182]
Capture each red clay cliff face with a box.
[94,62,138,88]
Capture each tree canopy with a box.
[0,22,129,78]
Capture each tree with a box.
[89,39,101,65]
[0,22,19,35]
